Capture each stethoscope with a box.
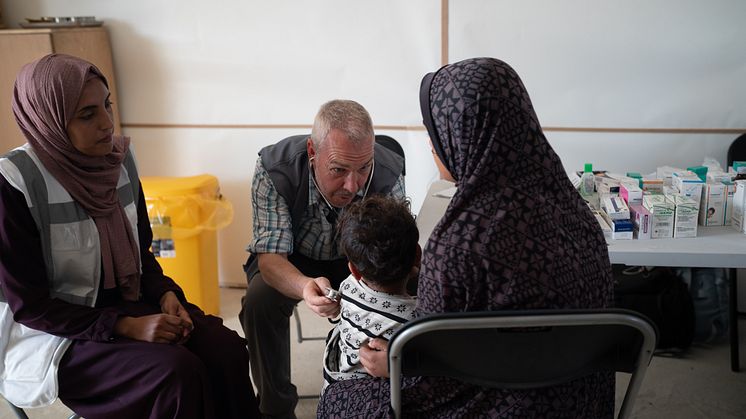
[309,156,375,219]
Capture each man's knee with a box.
[242,274,297,318]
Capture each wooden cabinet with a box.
[0,27,121,153]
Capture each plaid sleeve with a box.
[389,174,406,199]
[247,157,294,255]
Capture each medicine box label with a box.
[620,182,643,207]
[732,181,746,233]
[699,182,726,226]
[723,182,736,226]
[643,195,674,239]
[629,204,652,240]
[672,195,699,238]
[672,171,704,206]
[603,196,630,220]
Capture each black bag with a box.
[677,267,730,343]
[613,265,695,351]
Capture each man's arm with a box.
[257,253,307,299]
[249,159,339,317]
[258,253,340,317]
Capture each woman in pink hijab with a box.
[0,54,259,419]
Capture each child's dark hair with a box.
[336,195,419,287]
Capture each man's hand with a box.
[360,337,390,378]
[302,277,341,318]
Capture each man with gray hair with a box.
[240,99,405,418]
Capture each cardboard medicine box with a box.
[620,181,643,207]
[671,195,699,238]
[642,194,674,239]
[699,182,726,226]
[629,204,652,240]
[602,196,630,220]
[732,180,746,233]
[593,211,612,242]
[723,181,736,226]
[672,170,704,206]
[598,210,633,240]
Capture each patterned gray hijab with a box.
[417,57,612,313]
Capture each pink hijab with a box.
[12,54,140,301]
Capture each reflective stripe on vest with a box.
[0,144,141,306]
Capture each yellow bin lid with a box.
[141,174,218,197]
[140,174,232,234]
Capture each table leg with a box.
[730,267,740,372]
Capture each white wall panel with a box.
[449,0,746,129]
[3,0,440,125]
[545,131,738,176]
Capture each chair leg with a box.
[291,306,323,399]
[293,306,304,343]
[293,305,327,343]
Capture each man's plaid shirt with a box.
[247,157,405,261]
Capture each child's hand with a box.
[302,276,341,318]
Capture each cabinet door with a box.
[0,33,53,153]
[0,28,121,154]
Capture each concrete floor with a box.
[3,287,746,419]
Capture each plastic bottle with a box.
[580,163,595,195]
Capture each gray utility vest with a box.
[0,144,141,305]
[245,134,404,286]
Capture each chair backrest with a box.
[388,309,657,419]
[727,133,746,167]
[375,135,405,176]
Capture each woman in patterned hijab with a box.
[318,57,615,418]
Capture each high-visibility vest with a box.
[0,143,140,408]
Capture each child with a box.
[321,195,420,392]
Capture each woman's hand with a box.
[360,337,390,378]
[114,313,191,344]
[159,291,194,343]
[302,277,341,318]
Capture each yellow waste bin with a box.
[140,175,233,315]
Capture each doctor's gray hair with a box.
[311,99,374,149]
